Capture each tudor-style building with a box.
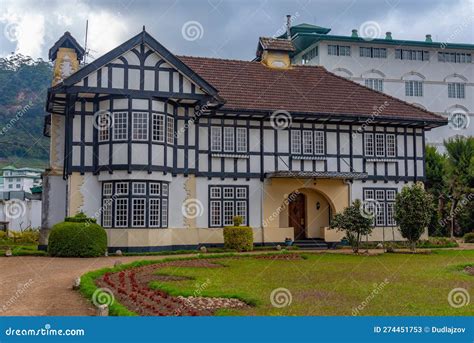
[40,29,447,252]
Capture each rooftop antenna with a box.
[83,20,89,64]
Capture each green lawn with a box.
[150,250,474,316]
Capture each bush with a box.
[394,183,432,251]
[232,216,243,227]
[10,228,40,244]
[329,199,374,253]
[464,232,474,243]
[48,213,107,257]
[223,226,253,252]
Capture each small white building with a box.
[2,166,42,193]
[287,22,473,152]
[0,166,43,231]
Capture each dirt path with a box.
[0,254,193,316]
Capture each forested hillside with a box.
[0,54,52,168]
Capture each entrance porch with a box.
[262,172,366,243]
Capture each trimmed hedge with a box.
[223,226,253,252]
[464,232,474,243]
[48,214,107,257]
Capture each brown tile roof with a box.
[178,56,446,124]
[258,37,295,52]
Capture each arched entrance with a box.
[288,192,306,239]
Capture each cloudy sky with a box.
[1,0,473,61]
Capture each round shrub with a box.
[48,214,107,257]
[464,232,474,243]
[223,226,253,252]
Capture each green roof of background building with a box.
[284,24,474,55]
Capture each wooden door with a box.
[289,193,306,239]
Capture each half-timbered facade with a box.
[40,30,447,252]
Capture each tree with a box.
[329,199,374,253]
[394,183,432,251]
[443,136,474,237]
[424,146,447,236]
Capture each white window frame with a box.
[150,182,161,195]
[115,182,129,195]
[210,127,222,152]
[152,113,165,142]
[223,187,234,199]
[132,182,146,195]
[149,198,161,227]
[386,134,396,157]
[448,83,465,99]
[166,116,174,145]
[98,112,110,142]
[236,201,247,226]
[132,112,148,141]
[405,81,423,97]
[236,187,247,199]
[365,78,384,92]
[161,198,168,227]
[236,127,247,153]
[364,133,374,156]
[302,130,314,155]
[113,112,128,141]
[102,199,113,228]
[375,133,385,157]
[314,131,325,155]
[162,183,168,197]
[210,186,221,199]
[291,130,302,154]
[223,127,234,152]
[210,201,221,227]
[386,202,396,226]
[132,198,146,227]
[114,198,128,227]
[103,183,113,196]
[223,200,234,226]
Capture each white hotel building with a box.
[287,23,473,152]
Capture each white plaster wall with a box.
[0,199,42,231]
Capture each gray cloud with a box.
[1,0,472,60]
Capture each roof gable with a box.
[58,30,219,98]
[49,31,85,61]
